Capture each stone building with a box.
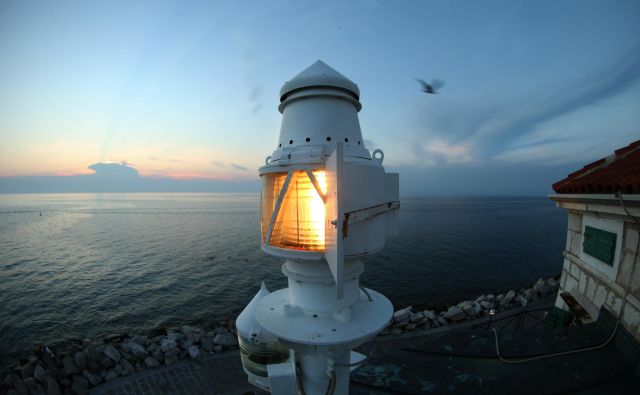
[550,139,640,341]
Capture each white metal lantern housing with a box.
[239,60,399,395]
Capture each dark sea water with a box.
[0,193,567,364]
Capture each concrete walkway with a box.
[89,351,255,395]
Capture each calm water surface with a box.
[0,193,566,363]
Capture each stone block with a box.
[616,251,640,298]
[578,270,588,295]
[560,269,567,289]
[586,277,597,301]
[593,285,608,308]
[606,292,623,315]
[571,233,583,256]
[622,302,640,328]
[565,232,573,253]
[623,223,639,251]
[565,275,579,293]
[568,213,582,233]
[554,293,566,310]
[569,261,581,279]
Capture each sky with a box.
[0,0,638,195]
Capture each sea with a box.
[0,193,567,364]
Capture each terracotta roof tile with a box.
[552,139,640,194]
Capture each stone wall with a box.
[552,196,640,342]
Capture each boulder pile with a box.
[1,321,238,395]
[381,277,559,336]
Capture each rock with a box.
[214,326,228,334]
[144,356,160,368]
[443,306,465,322]
[515,294,528,307]
[74,351,88,371]
[147,342,158,354]
[152,348,164,363]
[437,316,447,325]
[103,334,126,342]
[20,360,36,379]
[392,306,412,323]
[72,374,89,389]
[114,363,129,376]
[480,300,493,310]
[547,278,559,289]
[131,335,148,346]
[178,349,188,359]
[128,342,147,358]
[103,345,121,363]
[160,338,177,353]
[462,302,481,317]
[422,310,436,320]
[213,333,237,347]
[486,294,496,301]
[72,382,89,395]
[500,290,516,307]
[104,369,118,382]
[164,347,182,358]
[181,325,198,342]
[188,345,200,359]
[409,312,423,323]
[62,356,79,376]
[524,288,535,300]
[33,364,47,383]
[181,340,193,351]
[214,345,223,353]
[46,375,61,395]
[119,358,134,374]
[120,341,132,353]
[496,294,504,301]
[164,355,178,366]
[4,373,28,394]
[201,337,214,352]
[390,328,402,335]
[405,323,417,330]
[166,332,185,343]
[23,377,43,392]
[41,346,57,370]
[59,376,72,388]
[392,319,409,328]
[85,348,102,373]
[81,370,101,386]
[475,294,486,302]
[100,356,115,369]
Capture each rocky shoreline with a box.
[1,276,559,395]
[382,276,559,335]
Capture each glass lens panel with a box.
[261,170,326,251]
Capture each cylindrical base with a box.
[254,259,393,395]
[283,259,363,313]
[284,344,350,395]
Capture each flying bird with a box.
[415,78,445,94]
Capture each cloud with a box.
[249,85,263,114]
[88,162,139,177]
[410,43,640,166]
[0,162,259,193]
[412,139,472,166]
[211,160,249,171]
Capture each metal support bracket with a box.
[343,201,400,238]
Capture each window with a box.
[583,226,617,266]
